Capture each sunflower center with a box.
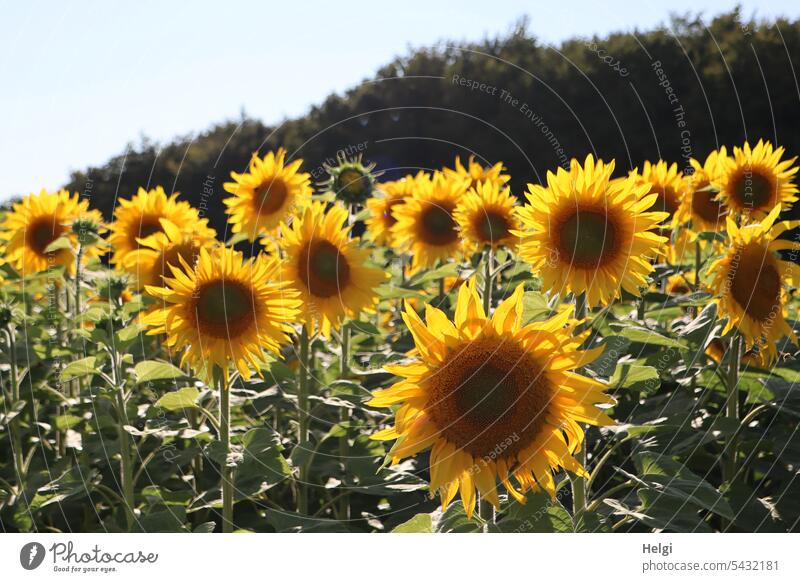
[419,202,458,246]
[425,336,551,459]
[729,245,781,322]
[732,170,775,211]
[136,215,164,241]
[557,207,617,268]
[475,210,510,243]
[253,178,288,215]
[691,181,725,224]
[299,239,350,298]
[26,218,64,255]
[339,169,370,200]
[651,185,680,219]
[193,280,256,338]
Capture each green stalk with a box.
[571,293,588,516]
[694,241,702,292]
[107,319,134,530]
[74,245,83,321]
[723,332,741,485]
[5,328,25,489]
[297,327,310,514]
[482,248,493,314]
[217,369,234,533]
[338,327,350,521]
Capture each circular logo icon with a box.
[20,542,46,570]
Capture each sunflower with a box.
[322,154,377,206]
[443,155,510,192]
[223,148,312,241]
[369,280,613,517]
[1,188,105,275]
[280,201,386,337]
[142,246,300,380]
[108,186,213,267]
[124,220,218,289]
[675,148,729,232]
[718,140,798,220]
[516,155,668,307]
[454,180,520,252]
[365,176,417,246]
[664,272,694,295]
[391,172,465,273]
[709,205,800,364]
[632,160,685,227]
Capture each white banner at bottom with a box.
[0,533,796,581]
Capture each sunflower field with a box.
[1,141,800,534]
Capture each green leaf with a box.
[59,356,98,382]
[496,491,574,532]
[154,387,201,411]
[407,262,460,287]
[44,236,73,253]
[678,303,718,345]
[614,325,687,348]
[53,414,83,431]
[346,320,381,335]
[236,428,293,500]
[611,364,660,395]
[135,360,188,384]
[631,452,733,520]
[392,513,433,533]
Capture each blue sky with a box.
[1,0,797,200]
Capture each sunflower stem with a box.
[4,327,25,490]
[482,249,494,313]
[723,332,741,487]
[571,293,588,515]
[338,326,350,521]
[216,368,234,533]
[298,326,311,515]
[108,334,135,531]
[693,241,702,292]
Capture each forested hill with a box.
[62,9,800,236]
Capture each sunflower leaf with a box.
[134,360,189,384]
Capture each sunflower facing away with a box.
[124,219,218,289]
[718,140,799,220]
[365,175,418,246]
[443,155,510,192]
[223,148,312,241]
[2,188,106,275]
[369,280,614,518]
[391,172,465,273]
[675,147,730,232]
[142,246,300,380]
[281,201,386,337]
[454,179,520,252]
[709,204,800,364]
[516,155,668,307]
[108,186,213,267]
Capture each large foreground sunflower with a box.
[281,201,386,337]
[718,140,798,220]
[709,205,799,363]
[2,189,105,275]
[223,148,312,241]
[676,147,729,232]
[443,155,510,192]
[369,280,613,517]
[454,180,520,252]
[124,220,218,289]
[108,186,213,267]
[516,155,668,307]
[365,176,417,246]
[391,172,464,273]
[142,247,300,380]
